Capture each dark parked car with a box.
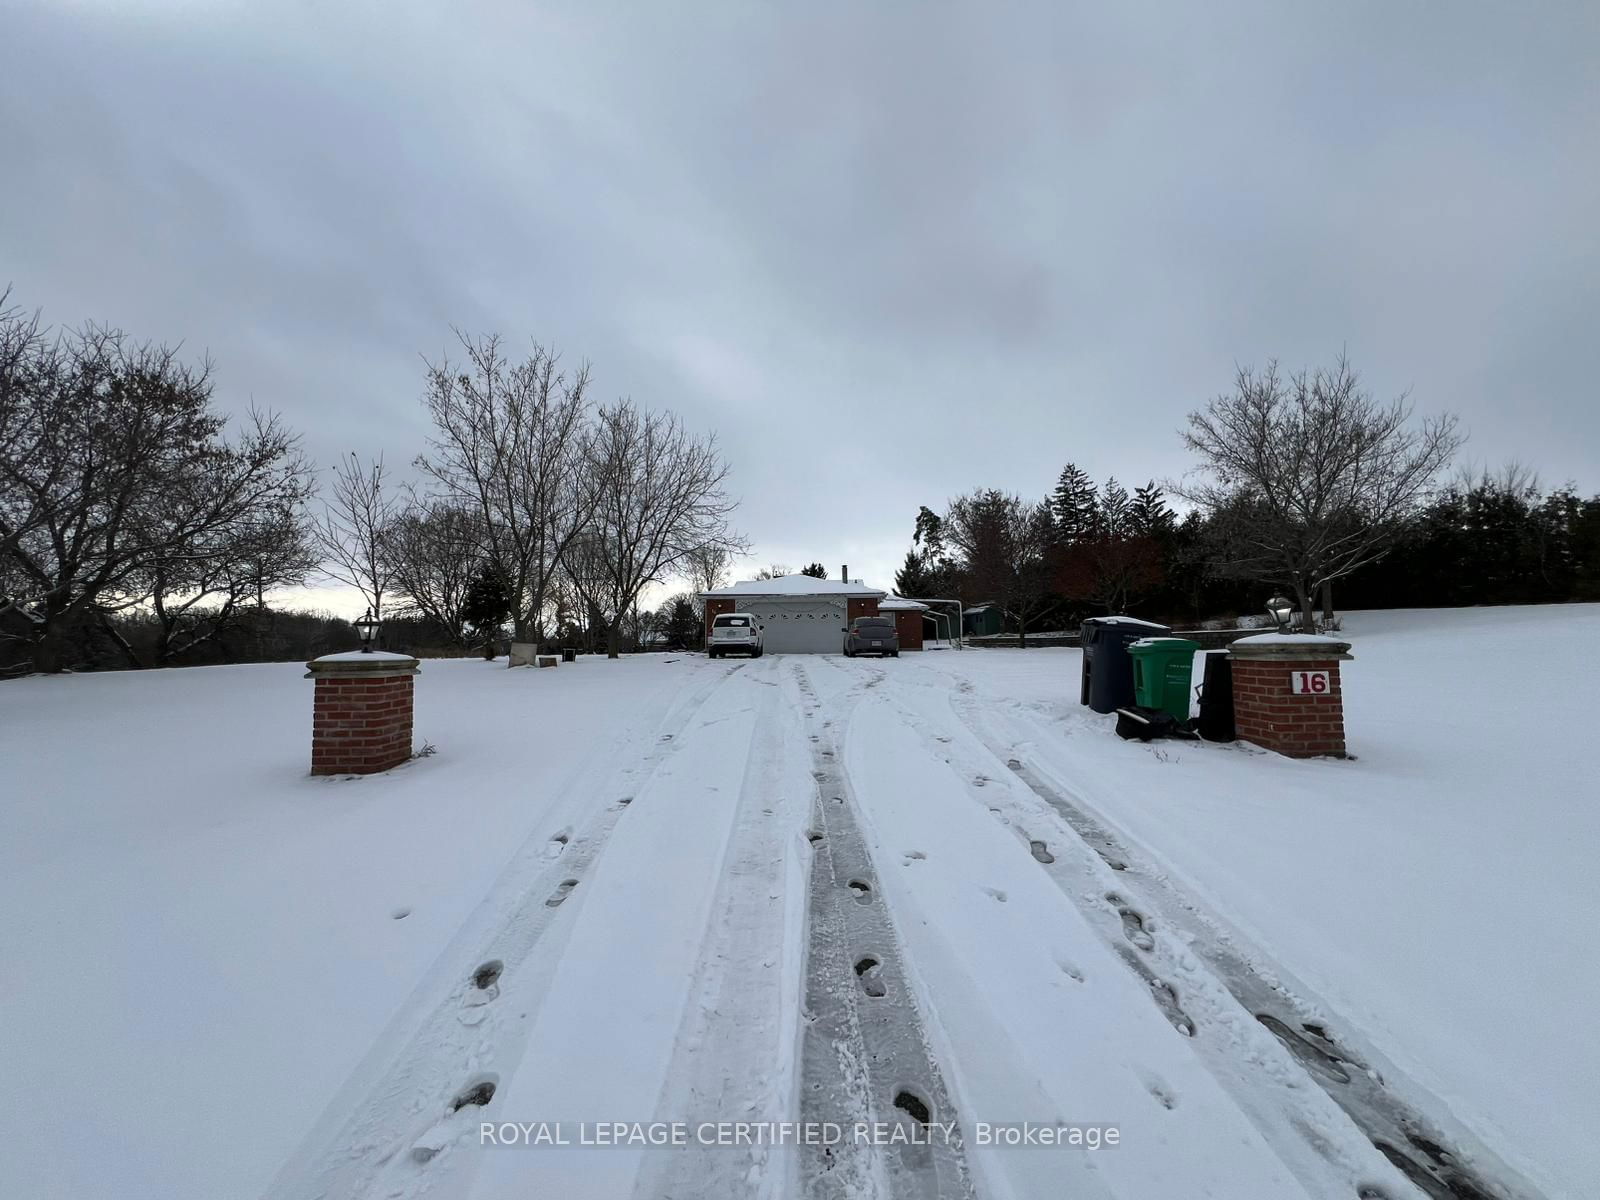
[843,615,899,657]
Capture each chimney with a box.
[840,564,849,584]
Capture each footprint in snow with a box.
[411,1078,499,1162]
[458,959,504,1025]
[1149,978,1195,1036]
[544,832,570,858]
[847,879,873,904]
[1107,893,1154,951]
[1056,958,1085,983]
[1029,839,1055,864]
[854,956,887,998]
[981,886,1008,903]
[1139,1072,1178,1110]
[902,849,927,864]
[545,879,579,907]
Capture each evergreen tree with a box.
[912,505,947,557]
[1099,478,1130,538]
[1049,464,1098,545]
[800,562,828,578]
[460,565,512,659]
[1129,482,1175,538]
[662,595,701,649]
[895,549,934,597]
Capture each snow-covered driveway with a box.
[4,607,1591,1200]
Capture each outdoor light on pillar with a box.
[1266,595,1294,633]
[353,609,380,652]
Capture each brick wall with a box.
[888,609,924,650]
[1231,656,1348,758]
[309,664,418,776]
[847,597,881,623]
[703,597,736,644]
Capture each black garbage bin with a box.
[1194,650,1235,741]
[1080,616,1171,713]
[562,647,576,663]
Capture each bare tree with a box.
[416,333,595,652]
[943,490,1056,644]
[313,453,397,625]
[0,291,53,587]
[681,541,731,613]
[139,457,317,664]
[581,399,743,658]
[383,500,483,646]
[1,317,312,673]
[1177,355,1462,631]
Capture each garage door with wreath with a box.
[745,598,847,654]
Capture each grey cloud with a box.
[3,1,1596,598]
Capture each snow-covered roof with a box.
[701,576,886,599]
[963,605,994,614]
[879,596,928,611]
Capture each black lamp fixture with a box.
[354,608,380,652]
[1266,595,1294,633]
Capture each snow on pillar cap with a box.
[305,650,422,677]
[1229,633,1353,660]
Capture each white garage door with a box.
[746,598,847,654]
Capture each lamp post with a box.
[1266,595,1294,633]
[354,609,381,653]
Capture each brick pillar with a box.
[306,651,421,776]
[1228,637,1353,759]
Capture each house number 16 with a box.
[1290,670,1331,695]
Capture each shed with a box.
[878,596,928,651]
[963,604,1004,637]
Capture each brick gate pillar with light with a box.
[1227,635,1354,759]
[306,651,421,776]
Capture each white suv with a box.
[708,612,764,658]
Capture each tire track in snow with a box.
[794,659,976,1200]
[935,680,1540,1200]
[264,659,753,1200]
[631,656,809,1200]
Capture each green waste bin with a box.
[1129,638,1201,721]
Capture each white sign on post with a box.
[1289,670,1331,695]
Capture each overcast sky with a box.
[3,2,1597,613]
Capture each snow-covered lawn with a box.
[2,605,1593,1199]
